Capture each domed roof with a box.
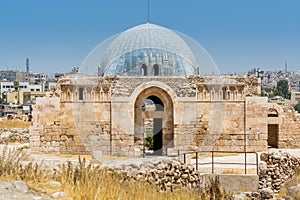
[100,23,197,76]
[80,23,219,76]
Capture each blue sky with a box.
[0,0,299,74]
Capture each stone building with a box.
[6,90,46,105]
[30,23,300,156]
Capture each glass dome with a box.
[80,23,220,76]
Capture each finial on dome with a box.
[147,0,150,23]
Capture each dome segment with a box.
[80,23,220,76]
[100,23,198,76]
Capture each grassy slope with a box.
[0,120,31,128]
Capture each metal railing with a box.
[178,150,259,175]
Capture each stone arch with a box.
[134,86,174,155]
[268,108,279,117]
[267,105,281,148]
[267,104,284,115]
[130,81,177,106]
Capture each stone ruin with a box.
[29,75,300,157]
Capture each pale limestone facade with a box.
[29,75,300,156]
[267,103,300,148]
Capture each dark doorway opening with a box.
[143,96,164,156]
[268,124,279,148]
[79,88,84,100]
[153,64,159,76]
[153,118,163,155]
[141,64,147,76]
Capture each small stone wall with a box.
[103,158,202,191]
[0,128,29,144]
[278,106,300,148]
[201,174,259,193]
[258,151,300,199]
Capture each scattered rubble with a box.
[0,128,29,144]
[259,151,300,196]
[106,158,202,191]
[0,181,54,200]
[241,151,300,199]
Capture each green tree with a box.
[145,130,154,150]
[273,80,290,99]
[295,102,300,113]
[13,81,19,92]
[13,81,20,104]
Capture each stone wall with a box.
[173,98,268,152]
[30,75,270,156]
[266,103,300,149]
[245,97,268,151]
[258,151,300,199]
[103,158,202,192]
[278,106,300,148]
[30,97,111,155]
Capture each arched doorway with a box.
[267,108,279,148]
[134,87,174,156]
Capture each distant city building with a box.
[259,70,300,93]
[0,70,30,82]
[54,73,65,80]
[0,81,30,98]
[0,66,67,118]
[6,90,46,105]
[291,91,300,104]
[16,72,30,82]
[0,104,23,117]
[68,67,79,75]
[45,82,57,91]
[0,70,17,81]
[28,84,42,92]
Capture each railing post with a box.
[256,153,259,175]
[212,151,214,174]
[244,151,247,174]
[196,152,198,170]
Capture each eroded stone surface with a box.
[29,75,300,157]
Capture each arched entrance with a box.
[134,87,174,156]
[267,108,279,148]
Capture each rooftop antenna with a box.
[147,0,150,23]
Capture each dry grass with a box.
[278,168,300,199]
[59,162,200,200]
[0,146,233,200]
[0,119,32,128]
